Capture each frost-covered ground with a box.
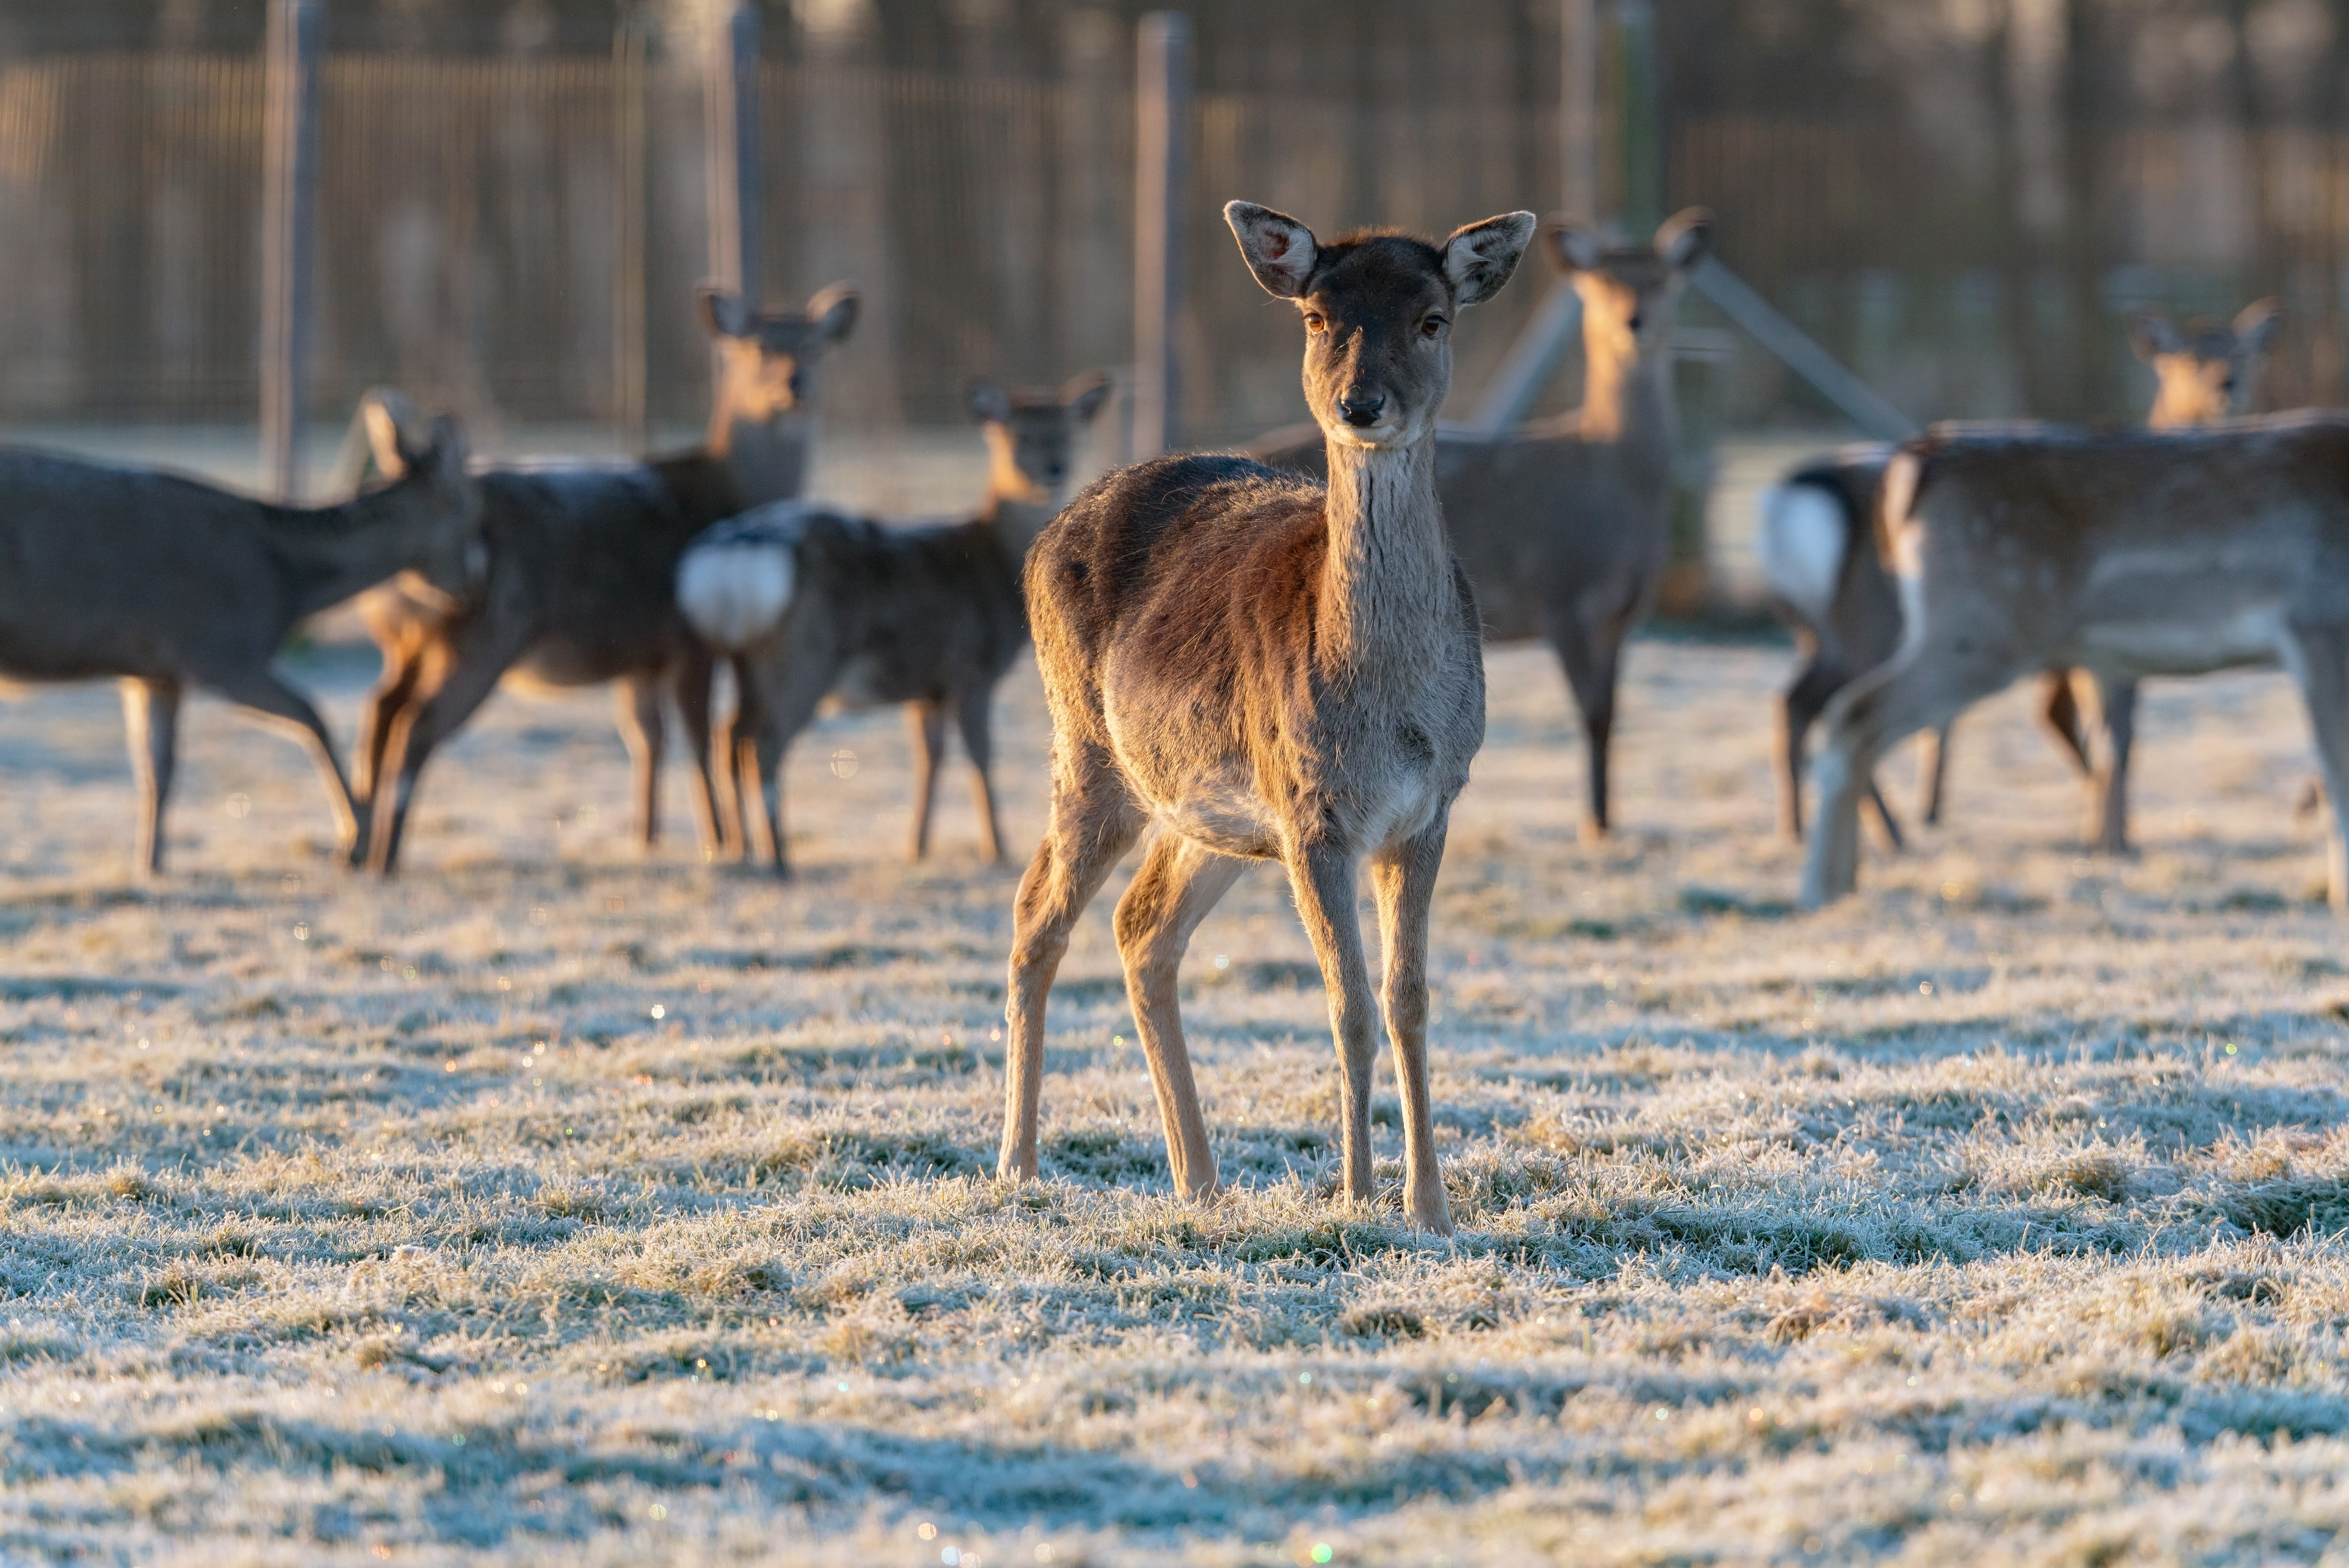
[3,631,2349,1567]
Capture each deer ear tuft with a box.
[1655,207,1713,270]
[807,283,860,345]
[1225,202,1319,299]
[1443,212,1536,308]
[967,381,1012,425]
[1062,371,1114,424]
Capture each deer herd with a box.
[1,194,2338,1230]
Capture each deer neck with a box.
[705,402,814,508]
[1317,433,1454,682]
[1577,334,1675,454]
[273,479,445,620]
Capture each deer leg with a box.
[613,676,666,849]
[1550,621,1622,843]
[1370,817,1455,1235]
[361,622,524,875]
[1914,721,1953,825]
[1778,654,1842,843]
[2041,667,2095,777]
[708,655,754,863]
[999,750,1146,1183]
[2283,626,2349,913]
[672,644,724,863]
[351,637,425,822]
[1286,840,1380,1208]
[2087,674,2138,855]
[207,669,361,860]
[119,678,181,877]
[733,654,832,879]
[906,699,948,862]
[954,686,1006,865]
[1804,648,1996,908]
[1112,832,1244,1202]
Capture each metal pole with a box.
[260,0,323,502]
[1689,258,1918,440]
[1616,0,1661,236]
[1560,0,1599,226]
[705,1,762,301]
[1132,11,1190,461]
[614,8,649,451]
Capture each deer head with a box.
[966,371,1114,504]
[1226,202,1536,449]
[2130,299,2279,430]
[1545,207,1711,433]
[358,391,486,610]
[697,282,860,435]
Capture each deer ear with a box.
[1225,201,1319,298]
[1545,222,1606,274]
[2127,309,2183,361]
[1062,371,1114,425]
[806,283,860,345]
[1443,212,1536,308]
[425,413,468,472]
[360,387,424,477]
[967,381,1012,425]
[1655,207,1713,270]
[698,286,755,340]
[2234,298,2281,354]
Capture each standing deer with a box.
[998,202,1537,1234]
[0,413,482,874]
[1801,412,2349,912]
[1253,210,1710,840]
[349,284,856,873]
[674,371,1113,873]
[1762,298,2278,849]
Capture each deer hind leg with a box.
[708,655,754,864]
[1914,721,1953,824]
[1779,652,1840,842]
[1371,816,1456,1235]
[1112,832,1244,1201]
[1286,840,1380,1208]
[120,678,182,877]
[614,676,666,849]
[954,686,1006,865]
[209,668,361,860]
[364,621,523,876]
[2085,673,2139,855]
[2040,667,2096,777]
[672,643,724,863]
[906,699,948,862]
[1804,647,1996,908]
[351,636,426,829]
[1550,617,1623,843]
[733,652,832,879]
[2283,625,2349,913]
[999,747,1145,1183]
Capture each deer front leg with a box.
[351,638,426,831]
[120,678,182,878]
[2284,625,2349,913]
[1287,840,1379,1207]
[906,700,947,862]
[1371,817,1454,1235]
[1778,655,1841,843]
[210,668,361,861]
[1113,833,1244,1201]
[1914,721,1952,824]
[2040,667,2095,777]
[613,676,665,849]
[672,645,724,863]
[955,686,1007,865]
[2087,674,2138,854]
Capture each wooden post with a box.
[1615,0,1661,236]
[705,1,762,303]
[613,7,649,452]
[1132,11,1190,461]
[259,0,323,502]
[1560,0,1599,226]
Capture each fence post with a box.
[260,0,323,502]
[1560,0,1599,226]
[1615,0,1661,236]
[1132,11,1190,461]
[614,7,650,451]
[705,1,762,304]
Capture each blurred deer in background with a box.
[677,371,1112,873]
[1762,298,2278,850]
[0,412,482,875]
[349,284,857,873]
[1254,210,1711,841]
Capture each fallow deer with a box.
[0,412,483,874]
[349,284,857,873]
[674,371,1113,873]
[998,202,1537,1234]
[1801,411,2349,912]
[1252,210,1710,841]
[1762,299,2278,849]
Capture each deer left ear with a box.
[806,283,860,345]
[1061,371,1114,425]
[1655,207,1713,270]
[967,381,1012,425]
[1226,202,1320,299]
[2234,298,2280,354]
[359,386,427,477]
[1442,212,1536,308]
[697,285,756,340]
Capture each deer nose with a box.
[1340,394,1385,428]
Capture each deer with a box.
[997,201,1537,1235]
[0,411,483,875]
[1762,299,2279,850]
[346,284,857,874]
[675,371,1113,875]
[1250,210,1710,842]
[1800,411,2349,913]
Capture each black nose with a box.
[1044,463,1066,484]
[1341,394,1385,428]
[1627,312,1644,333]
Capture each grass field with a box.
[3,633,2349,1566]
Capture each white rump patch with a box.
[676,503,805,650]
[1758,482,1848,625]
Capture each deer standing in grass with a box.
[1801,411,2349,912]
[998,202,1536,1234]
[1253,210,1710,841]
[1763,299,2278,850]
[0,413,482,874]
[349,284,857,873]
[674,371,1112,873]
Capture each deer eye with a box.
[1420,315,1446,339]
[1302,311,1327,334]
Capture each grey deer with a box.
[1802,411,2349,912]
[0,412,483,874]
[675,372,1112,872]
[999,201,1537,1234]
[1253,209,1710,840]
[349,284,856,873]
[1762,298,2278,849]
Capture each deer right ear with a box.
[424,413,468,472]
[1443,212,1536,308]
[967,381,1012,425]
[1061,370,1114,424]
[1225,201,1318,298]
[360,387,424,478]
[1545,222,1606,275]
[697,286,756,340]
[2234,298,2281,353]
[807,283,860,345]
[2127,309,2183,362]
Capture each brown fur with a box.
[998,204,1535,1234]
